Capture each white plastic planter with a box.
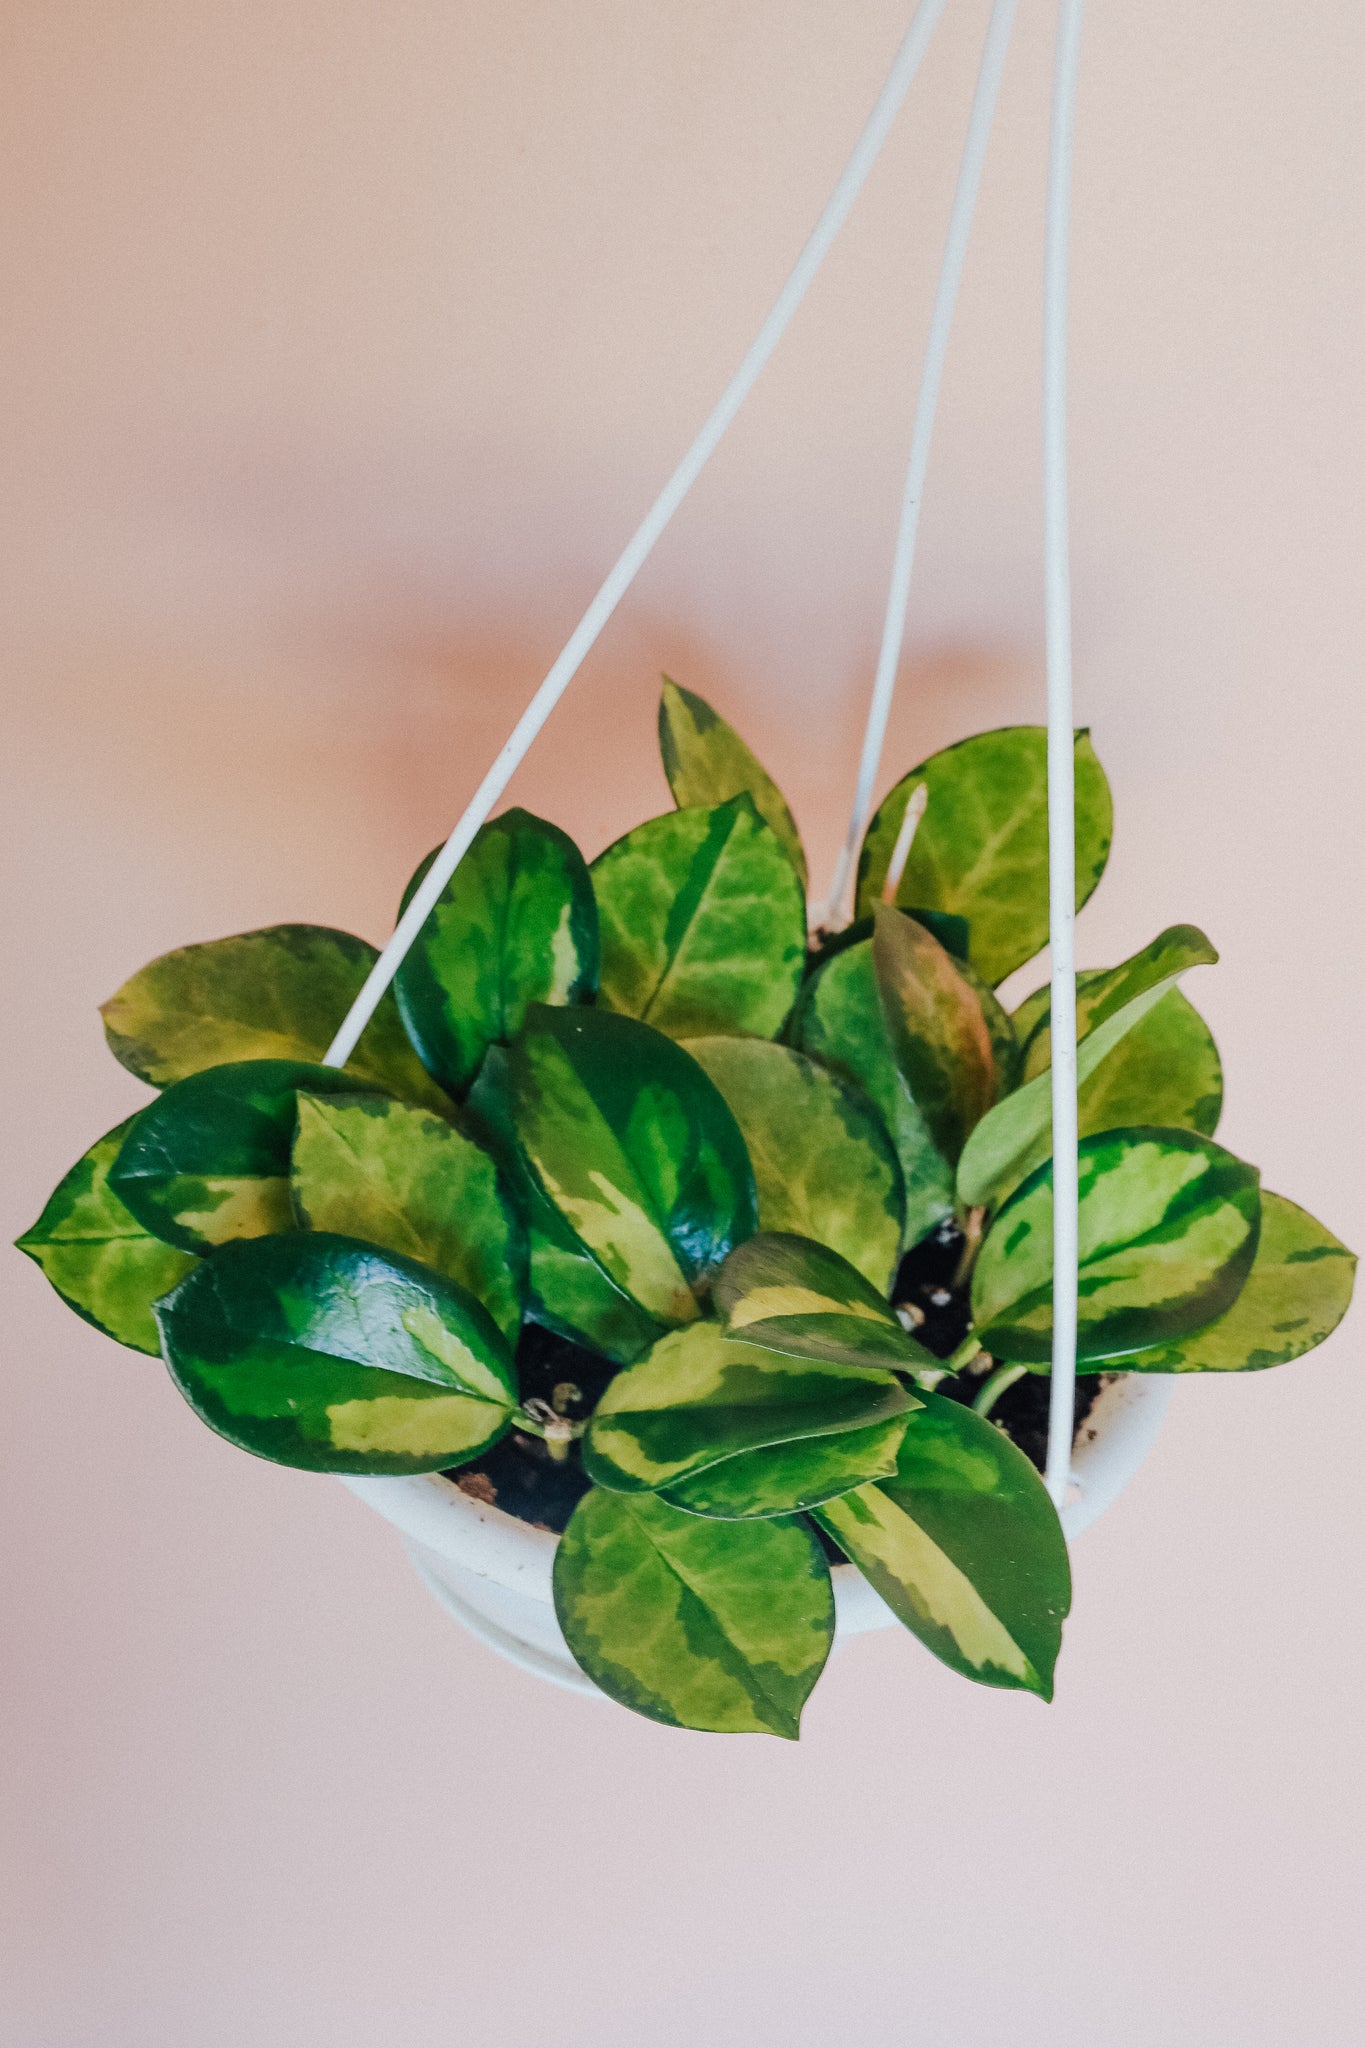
[342,1372,1175,1699]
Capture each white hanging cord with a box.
[323,0,951,1070]
[822,0,1020,928]
[1042,0,1084,1511]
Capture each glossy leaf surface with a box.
[1070,988,1222,1140]
[658,677,808,890]
[109,1060,363,1255]
[715,1232,935,1373]
[1016,925,1218,1077]
[16,1120,197,1353]
[856,727,1113,984]
[591,798,805,1041]
[466,1047,663,1364]
[1121,1191,1355,1372]
[683,1036,903,1292]
[582,1318,915,1493]
[957,926,1219,1210]
[101,924,448,1110]
[553,1487,832,1737]
[662,1414,909,1519]
[508,1007,756,1325]
[394,809,598,1097]
[815,1391,1069,1698]
[290,1091,524,1344]
[157,1232,516,1472]
[873,907,997,1164]
[790,938,954,1251]
[971,1127,1262,1364]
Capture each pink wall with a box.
[4,4,1363,2042]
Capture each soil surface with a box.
[445,1221,1104,1533]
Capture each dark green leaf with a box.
[109,1059,365,1255]
[508,1007,756,1326]
[971,1126,1262,1364]
[394,808,598,1097]
[553,1488,832,1736]
[581,1318,915,1494]
[466,1047,664,1365]
[16,1120,198,1353]
[100,924,448,1111]
[815,1391,1070,1698]
[290,1091,525,1345]
[789,937,954,1251]
[683,1036,903,1292]
[1121,1191,1355,1372]
[856,727,1113,984]
[658,677,808,891]
[957,926,1219,1210]
[662,1415,909,1519]
[156,1231,516,1473]
[715,1231,936,1373]
[873,907,997,1163]
[591,798,805,1041]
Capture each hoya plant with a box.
[19,681,1356,1737]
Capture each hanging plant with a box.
[18,688,1355,1736]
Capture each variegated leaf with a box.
[1017,925,1218,1078]
[100,924,449,1111]
[507,1006,756,1326]
[683,1036,903,1292]
[109,1059,365,1255]
[290,1091,525,1344]
[553,1487,833,1736]
[715,1231,936,1373]
[790,936,954,1251]
[873,907,997,1164]
[856,727,1113,985]
[957,926,1219,1210]
[971,1127,1262,1364]
[661,1414,909,1519]
[466,1046,664,1364]
[591,798,805,1041]
[1071,988,1222,1139]
[581,1318,915,1494]
[16,1120,198,1354]
[394,809,598,1097]
[658,677,808,891]
[815,1391,1070,1698]
[156,1231,516,1473]
[1120,1191,1355,1372]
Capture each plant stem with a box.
[945,1334,985,1375]
[972,1362,1027,1419]
[952,1206,986,1288]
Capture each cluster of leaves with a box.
[18,682,1356,1737]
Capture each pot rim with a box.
[342,1368,1176,1608]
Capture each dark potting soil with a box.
[445,1221,1104,1537]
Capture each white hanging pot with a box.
[342,1371,1174,1698]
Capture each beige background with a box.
[4,3,1363,2043]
